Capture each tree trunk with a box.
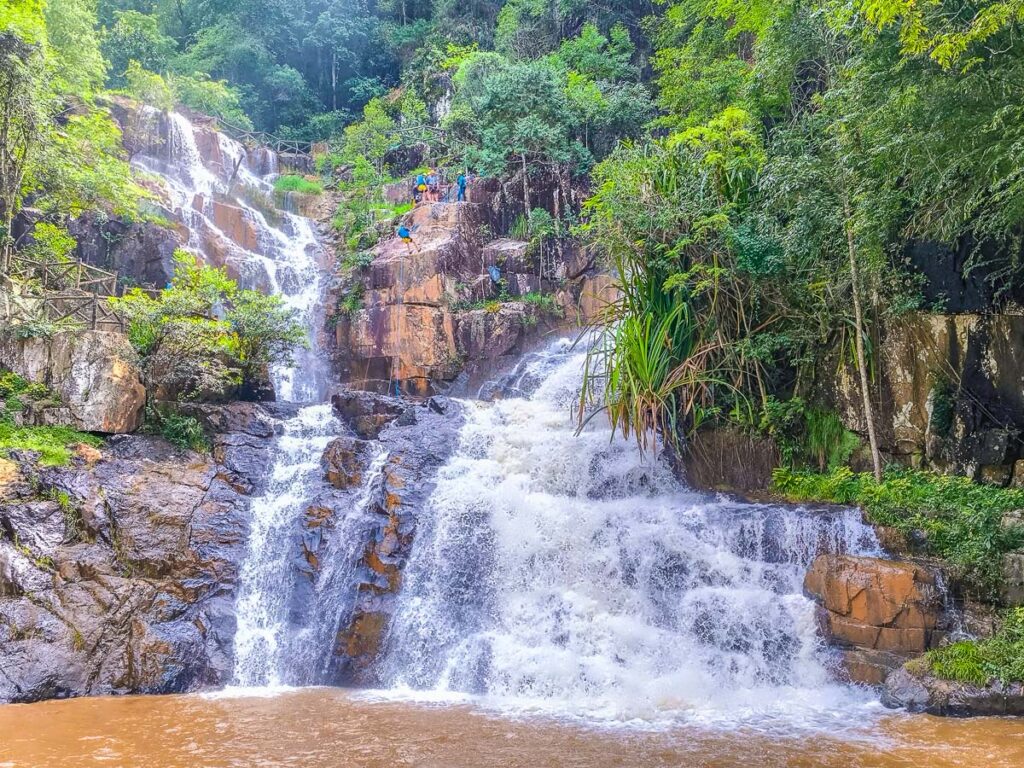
[331,52,337,112]
[521,153,530,219]
[843,192,883,483]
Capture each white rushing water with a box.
[135,111,358,684]
[231,404,345,687]
[135,111,329,402]
[376,339,885,725]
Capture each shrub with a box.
[926,608,1024,685]
[772,466,1024,596]
[153,410,208,452]
[521,291,564,316]
[273,174,323,195]
[111,251,306,401]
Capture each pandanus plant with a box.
[577,257,730,455]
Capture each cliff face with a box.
[824,313,1024,482]
[0,404,282,703]
[0,331,145,434]
[332,189,612,397]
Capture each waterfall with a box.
[231,404,341,687]
[134,111,330,402]
[376,338,884,723]
[135,111,364,685]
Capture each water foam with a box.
[378,340,883,726]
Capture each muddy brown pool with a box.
[1,688,1022,767]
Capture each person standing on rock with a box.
[456,172,468,202]
[415,172,428,205]
[427,169,439,202]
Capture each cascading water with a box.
[134,111,330,402]
[133,111,381,685]
[231,404,341,687]
[376,338,885,724]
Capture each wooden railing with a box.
[2,255,126,332]
[7,255,119,296]
[43,292,125,331]
[209,117,326,157]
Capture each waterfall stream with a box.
[141,114,893,722]
[134,112,367,685]
[375,338,885,724]
[134,111,330,402]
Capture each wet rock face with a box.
[0,408,280,703]
[322,393,465,684]
[331,391,405,439]
[69,211,183,288]
[335,198,595,396]
[0,331,146,434]
[322,436,374,489]
[804,554,945,684]
[882,666,1024,716]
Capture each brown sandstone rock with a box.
[804,554,941,656]
[322,436,373,489]
[211,200,261,252]
[578,274,620,322]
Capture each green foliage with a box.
[123,60,174,111]
[168,72,252,129]
[0,421,102,467]
[773,467,1024,596]
[150,408,208,452]
[0,368,56,420]
[521,291,563,316]
[926,608,1024,686]
[25,221,76,262]
[337,283,365,315]
[112,250,306,400]
[102,10,175,87]
[804,409,859,472]
[273,175,323,195]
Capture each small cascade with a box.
[232,405,341,687]
[133,110,330,403]
[377,339,885,723]
[135,111,361,684]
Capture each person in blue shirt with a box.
[456,172,468,202]
[398,224,417,252]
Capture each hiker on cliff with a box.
[456,172,468,202]
[427,169,439,202]
[398,224,418,253]
[414,172,428,205]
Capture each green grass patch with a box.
[772,466,1024,597]
[521,291,564,316]
[924,608,1024,685]
[143,408,209,452]
[0,422,103,467]
[273,174,323,195]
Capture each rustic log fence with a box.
[208,117,327,158]
[7,255,119,296]
[2,256,126,331]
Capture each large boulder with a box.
[0,331,146,434]
[804,554,943,654]
[804,554,946,684]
